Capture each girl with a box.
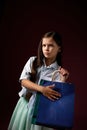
[8,31,70,130]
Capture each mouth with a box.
[44,51,50,54]
[44,52,50,55]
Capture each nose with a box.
[45,45,49,51]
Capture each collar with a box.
[43,58,59,70]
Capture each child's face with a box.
[42,37,61,61]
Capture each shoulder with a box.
[22,56,37,71]
[27,56,37,62]
[26,56,37,66]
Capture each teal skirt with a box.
[8,96,53,130]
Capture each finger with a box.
[48,84,61,97]
[47,95,60,101]
[58,68,69,76]
[48,84,55,89]
[58,66,61,70]
[50,95,59,100]
[50,90,61,97]
[47,96,55,101]
[58,67,63,73]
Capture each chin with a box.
[44,55,50,58]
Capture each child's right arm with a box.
[21,79,61,101]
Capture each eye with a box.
[42,44,46,47]
[49,44,54,47]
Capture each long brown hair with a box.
[30,31,63,82]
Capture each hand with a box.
[41,84,61,101]
[58,67,69,82]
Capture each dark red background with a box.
[0,0,87,130]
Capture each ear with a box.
[58,47,61,52]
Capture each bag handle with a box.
[52,70,60,81]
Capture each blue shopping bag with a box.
[32,72,75,129]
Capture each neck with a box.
[45,58,56,66]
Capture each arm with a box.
[21,79,61,101]
[21,79,43,93]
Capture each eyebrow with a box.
[42,42,55,44]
